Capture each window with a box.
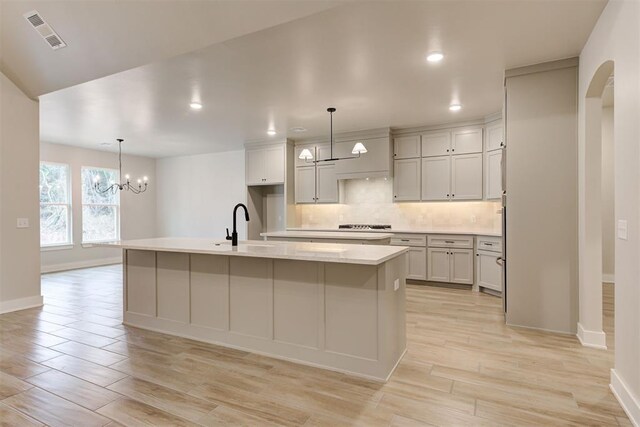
[40,162,72,246]
[81,167,120,243]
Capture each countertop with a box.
[261,231,394,240]
[286,228,502,237]
[99,237,409,266]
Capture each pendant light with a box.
[93,139,149,195]
[298,108,367,163]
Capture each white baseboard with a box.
[603,274,615,284]
[611,369,640,427]
[41,257,121,274]
[576,322,607,349]
[0,295,44,314]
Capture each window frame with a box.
[80,166,121,244]
[39,161,73,249]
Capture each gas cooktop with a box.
[338,224,392,230]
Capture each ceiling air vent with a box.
[23,10,67,51]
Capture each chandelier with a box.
[93,139,148,194]
[298,107,367,163]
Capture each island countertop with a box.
[100,237,408,265]
[260,230,394,240]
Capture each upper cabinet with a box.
[394,158,421,201]
[485,121,504,151]
[485,149,503,200]
[421,131,451,157]
[333,136,392,179]
[451,153,483,200]
[293,143,338,204]
[246,144,285,185]
[394,135,421,159]
[451,127,483,154]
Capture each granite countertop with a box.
[286,228,502,237]
[99,238,409,266]
[261,231,394,240]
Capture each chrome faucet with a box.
[226,203,250,247]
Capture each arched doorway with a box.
[578,60,614,349]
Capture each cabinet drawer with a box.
[390,234,427,247]
[477,236,502,252]
[427,235,473,249]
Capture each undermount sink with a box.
[213,241,274,249]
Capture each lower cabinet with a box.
[476,251,502,292]
[427,247,474,285]
[406,247,427,280]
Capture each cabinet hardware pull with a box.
[446,194,449,197]
[484,243,493,246]
[446,149,449,152]
[452,149,455,152]
[452,194,455,197]
[401,239,410,242]
[445,240,455,244]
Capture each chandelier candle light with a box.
[299,107,367,163]
[93,139,148,195]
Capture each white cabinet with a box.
[394,135,421,159]
[295,166,316,203]
[421,156,450,201]
[451,153,483,200]
[406,247,427,280]
[421,132,451,157]
[393,158,421,201]
[485,149,503,200]
[427,248,450,282]
[451,127,483,154]
[316,163,338,203]
[485,121,504,151]
[246,144,285,185]
[450,249,474,284]
[476,251,502,292]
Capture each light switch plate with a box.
[17,218,29,228]
[394,278,400,291]
[617,219,628,240]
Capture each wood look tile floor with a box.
[0,265,628,426]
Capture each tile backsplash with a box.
[295,177,501,231]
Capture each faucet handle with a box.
[225,228,231,240]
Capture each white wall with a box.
[578,1,640,424]
[504,60,578,335]
[601,106,615,282]
[0,71,42,313]
[156,150,247,239]
[40,142,157,272]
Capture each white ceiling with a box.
[34,0,606,158]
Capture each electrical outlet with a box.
[471,215,477,223]
[617,220,628,240]
[16,218,29,228]
[394,278,400,291]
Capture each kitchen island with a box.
[102,238,408,381]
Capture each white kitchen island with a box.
[102,238,409,381]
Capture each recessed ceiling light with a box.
[289,126,307,133]
[99,142,112,146]
[267,129,277,136]
[426,52,444,63]
[449,104,462,111]
[189,102,203,110]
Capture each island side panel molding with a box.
[324,263,378,360]
[229,257,273,339]
[126,249,157,317]
[157,252,190,323]
[190,254,229,330]
[273,260,321,349]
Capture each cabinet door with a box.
[407,247,427,280]
[246,149,265,185]
[421,132,451,157]
[451,128,483,154]
[316,163,338,203]
[486,122,504,151]
[316,143,333,161]
[295,166,316,204]
[265,145,285,184]
[476,251,502,291]
[450,249,474,285]
[394,135,420,159]
[485,149,502,200]
[451,153,482,200]
[421,156,450,201]
[427,248,450,282]
[393,158,421,201]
